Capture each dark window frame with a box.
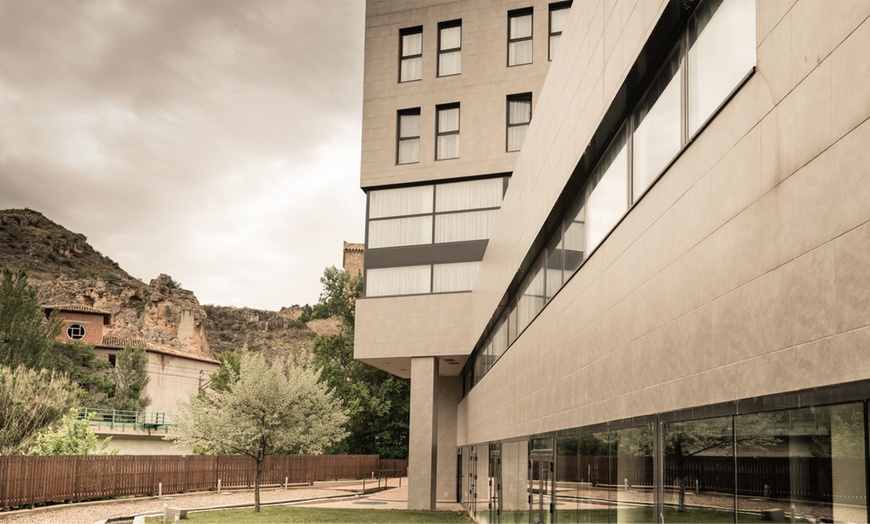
[437,19,462,77]
[435,103,460,160]
[508,8,534,67]
[66,323,86,340]
[548,1,572,61]
[506,92,533,152]
[396,107,421,165]
[399,26,423,83]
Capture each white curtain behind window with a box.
[439,25,461,75]
[369,185,433,218]
[436,177,503,212]
[366,265,431,297]
[436,107,460,159]
[368,216,432,248]
[432,262,480,293]
[509,14,533,65]
[435,209,498,243]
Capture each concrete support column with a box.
[408,357,438,509]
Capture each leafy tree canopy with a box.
[26,409,117,456]
[309,266,410,459]
[0,267,61,370]
[171,353,347,512]
[0,365,80,455]
[208,349,242,393]
[107,344,151,412]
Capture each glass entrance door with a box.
[489,443,502,523]
[529,437,555,524]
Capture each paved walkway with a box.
[0,478,465,524]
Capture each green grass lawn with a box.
[146,506,473,523]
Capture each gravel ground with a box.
[0,487,351,524]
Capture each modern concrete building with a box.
[355,0,870,521]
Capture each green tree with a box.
[171,353,347,512]
[26,409,117,456]
[0,267,111,404]
[208,349,242,393]
[108,344,151,412]
[0,267,61,370]
[310,267,411,459]
[304,266,358,322]
[0,365,80,455]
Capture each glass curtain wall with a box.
[735,405,867,523]
[365,177,506,297]
[465,402,869,523]
[663,416,734,521]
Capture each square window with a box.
[507,93,532,152]
[400,26,422,82]
[508,8,533,66]
[397,108,421,164]
[438,20,461,77]
[436,104,460,160]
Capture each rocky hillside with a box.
[0,208,320,361]
[202,305,317,362]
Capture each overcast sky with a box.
[0,0,367,310]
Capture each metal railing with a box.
[78,408,173,430]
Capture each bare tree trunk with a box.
[254,456,262,512]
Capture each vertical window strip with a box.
[436,104,460,160]
[508,9,533,66]
[438,21,461,77]
[400,27,423,82]
[397,109,420,164]
[507,93,532,152]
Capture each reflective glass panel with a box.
[688,0,756,135]
[614,426,654,522]
[586,128,628,251]
[735,404,867,523]
[663,416,734,522]
[515,255,545,335]
[563,193,586,276]
[633,48,681,201]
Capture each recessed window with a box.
[399,26,423,82]
[108,354,117,367]
[508,8,533,66]
[67,323,86,340]
[507,93,532,152]
[397,108,421,164]
[436,104,460,160]
[687,0,756,135]
[548,2,571,60]
[438,20,461,77]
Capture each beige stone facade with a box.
[356,0,870,519]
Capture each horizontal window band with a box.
[365,240,488,269]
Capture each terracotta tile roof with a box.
[97,337,219,365]
[44,304,112,325]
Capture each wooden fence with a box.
[0,454,407,509]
